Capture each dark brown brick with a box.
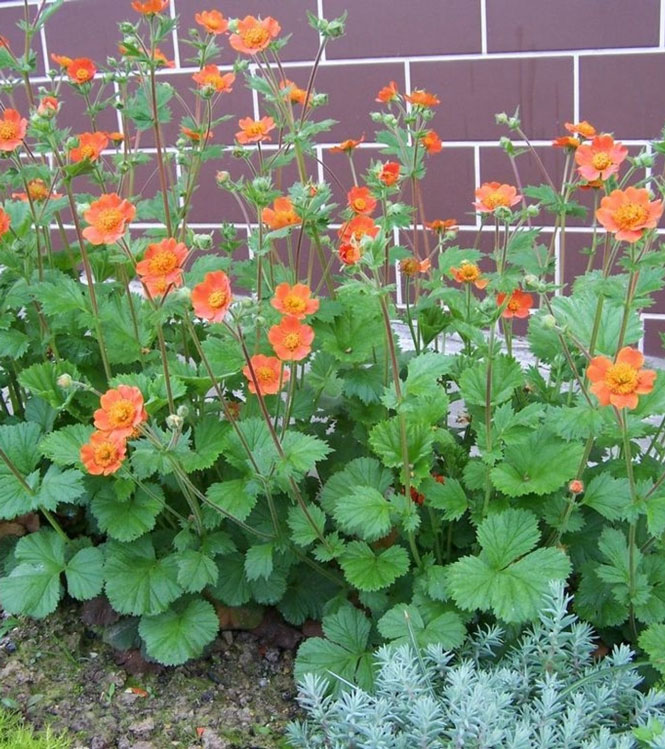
[487,0,659,53]
[643,317,665,357]
[322,0,481,59]
[420,147,477,226]
[410,58,574,141]
[0,5,46,76]
[580,53,665,139]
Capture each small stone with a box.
[199,728,230,749]
[129,717,155,736]
[90,737,109,749]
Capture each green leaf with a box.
[244,543,274,581]
[182,416,228,472]
[405,352,454,397]
[459,355,524,407]
[65,546,104,600]
[206,479,258,523]
[210,552,251,607]
[339,541,410,592]
[646,495,665,538]
[139,597,219,666]
[490,429,584,497]
[17,361,80,409]
[104,538,182,616]
[378,604,465,649]
[423,477,467,521]
[333,487,392,542]
[0,470,39,519]
[581,474,631,522]
[176,550,218,593]
[477,509,540,569]
[639,623,665,675]
[342,366,385,404]
[126,82,173,131]
[320,457,393,515]
[0,328,29,359]
[37,465,85,510]
[279,431,332,478]
[201,335,245,379]
[287,503,327,547]
[91,483,163,542]
[0,531,64,618]
[40,425,94,467]
[0,422,41,475]
[369,418,433,472]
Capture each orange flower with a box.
[575,134,627,181]
[427,218,458,233]
[497,289,533,319]
[235,116,275,144]
[0,36,11,51]
[192,65,235,93]
[82,193,136,246]
[568,480,584,494]
[0,109,27,152]
[12,178,62,202]
[378,162,400,186]
[376,80,398,103]
[94,385,147,440]
[0,208,10,238]
[104,131,125,143]
[268,316,315,361]
[330,135,364,153]
[229,15,281,55]
[400,256,431,276]
[243,354,289,395]
[579,179,604,191]
[262,197,300,230]
[66,57,96,85]
[69,131,108,163]
[181,125,213,142]
[595,186,663,243]
[136,237,188,295]
[271,283,319,319]
[347,186,377,215]
[565,120,596,138]
[338,215,379,243]
[152,48,175,68]
[421,130,443,153]
[451,260,488,289]
[51,53,72,67]
[553,135,580,149]
[586,346,656,410]
[132,0,168,14]
[37,96,58,116]
[280,79,309,106]
[406,89,440,107]
[473,182,521,213]
[80,431,127,476]
[195,10,229,34]
[339,243,361,265]
[191,271,232,323]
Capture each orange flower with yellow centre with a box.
[262,197,301,231]
[66,57,96,85]
[552,135,580,149]
[376,80,399,103]
[235,116,275,144]
[229,16,281,56]
[195,10,229,34]
[330,135,364,153]
[191,271,233,323]
[192,65,235,93]
[421,130,443,153]
[565,120,596,138]
[497,289,533,319]
[339,243,361,265]
[12,178,62,202]
[575,134,627,181]
[271,283,319,319]
[427,218,458,233]
[338,215,379,244]
[268,316,315,362]
[243,354,289,396]
[80,431,127,476]
[69,131,108,163]
[0,109,27,152]
[451,260,488,289]
[405,89,440,107]
[280,79,309,106]
[132,0,168,14]
[400,256,431,276]
[82,193,136,246]
[596,186,663,243]
[474,182,521,213]
[0,208,10,239]
[347,186,377,215]
[378,162,400,186]
[136,238,188,296]
[94,385,147,440]
[586,347,656,410]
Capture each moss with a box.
[0,710,71,749]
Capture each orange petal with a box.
[616,347,644,370]
[586,356,611,383]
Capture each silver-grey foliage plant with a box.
[286,582,665,749]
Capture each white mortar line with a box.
[572,54,580,122]
[479,0,488,55]
[169,0,182,70]
[473,145,481,228]
[661,0,665,48]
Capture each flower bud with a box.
[166,413,183,431]
[119,22,136,34]
[216,170,230,186]
[524,274,539,288]
[56,373,73,389]
[309,92,327,108]
[568,479,584,495]
[495,112,510,125]
[493,205,514,223]
[526,204,540,217]
[76,202,91,216]
[542,314,557,329]
[176,405,189,419]
[192,233,213,250]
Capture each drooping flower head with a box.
[82,193,136,245]
[66,57,96,85]
[268,316,315,361]
[400,257,431,276]
[279,79,309,106]
[135,237,188,296]
[378,162,401,186]
[347,186,377,215]
[243,354,289,395]
[575,134,628,182]
[152,48,175,68]
[587,347,656,410]
[132,0,169,14]
[271,283,319,319]
[552,135,580,149]
[235,116,275,144]
[191,270,232,323]
[192,65,235,93]
[69,131,109,163]
[406,89,440,107]
[94,385,147,440]
[195,10,229,34]
[376,81,399,103]
[565,121,596,138]
[474,182,521,213]
[229,16,281,55]
[80,431,127,476]
[421,130,442,153]
[262,196,300,230]
[0,109,27,152]
[330,135,364,153]
[181,125,213,142]
[12,178,62,202]
[427,218,458,234]
[51,53,72,68]
[0,208,10,239]
[497,289,532,319]
[595,186,663,243]
[451,260,488,289]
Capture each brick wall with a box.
[1,0,664,354]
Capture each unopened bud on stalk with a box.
[216,170,230,186]
[175,286,191,300]
[495,112,510,125]
[526,204,540,217]
[166,413,183,431]
[542,314,557,329]
[494,205,514,223]
[56,373,73,389]
[176,405,189,419]
[633,151,655,169]
[524,274,539,287]
[192,233,213,250]
[76,202,91,216]
[228,18,239,32]
[568,479,584,495]
[310,93,327,108]
[499,136,515,155]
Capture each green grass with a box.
[0,709,71,749]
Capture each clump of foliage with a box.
[0,0,665,675]
[0,710,71,749]
[287,583,665,748]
